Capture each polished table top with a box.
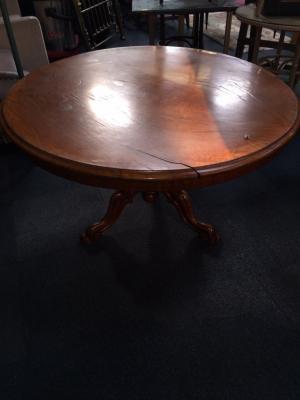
[132,0,242,14]
[1,46,299,191]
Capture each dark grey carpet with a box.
[1,10,300,400]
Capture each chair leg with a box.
[223,11,233,54]
[177,15,185,46]
[198,11,204,49]
[148,14,156,45]
[205,12,209,29]
[250,26,262,64]
[192,13,199,48]
[274,30,285,71]
[235,22,248,58]
[112,0,125,39]
[185,14,190,29]
[248,25,255,61]
[289,35,300,87]
[160,14,166,45]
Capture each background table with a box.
[235,4,300,87]
[132,0,243,53]
[1,46,299,244]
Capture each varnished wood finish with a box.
[1,47,299,242]
[1,47,299,192]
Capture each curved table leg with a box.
[164,190,219,244]
[81,190,136,244]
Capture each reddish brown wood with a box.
[1,47,299,192]
[81,190,136,244]
[164,190,219,244]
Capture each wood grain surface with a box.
[1,46,299,191]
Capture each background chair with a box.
[72,0,125,51]
[0,0,49,98]
[0,0,49,142]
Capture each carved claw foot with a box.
[81,190,136,244]
[164,190,219,245]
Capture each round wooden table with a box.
[1,46,299,244]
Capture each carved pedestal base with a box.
[81,190,219,245]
